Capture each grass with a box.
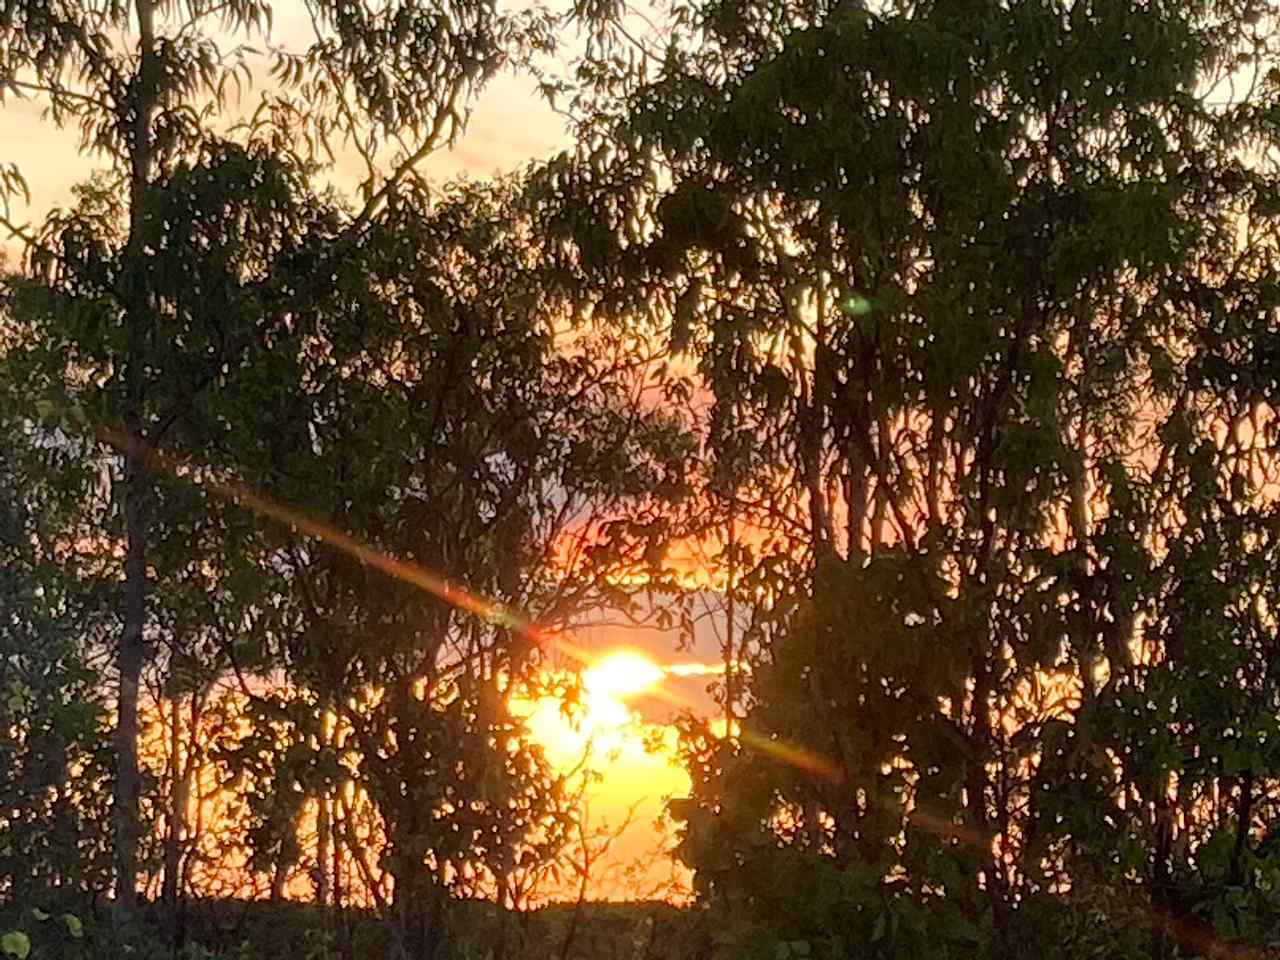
[105,896,712,960]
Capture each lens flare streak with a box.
[93,422,593,665]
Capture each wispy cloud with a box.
[662,662,727,677]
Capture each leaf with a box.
[62,913,83,938]
[871,912,887,943]
[666,796,697,821]
[839,292,874,317]
[0,932,30,960]
[29,909,48,921]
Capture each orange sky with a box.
[135,644,716,906]
[0,2,570,252]
[515,647,709,901]
[520,614,736,899]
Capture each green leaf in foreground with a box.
[1,931,31,960]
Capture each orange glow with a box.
[519,649,678,769]
[515,649,700,901]
[581,649,665,724]
[77,416,697,901]
[735,727,843,781]
[88,420,598,673]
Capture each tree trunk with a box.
[1229,770,1254,888]
[113,410,148,930]
[114,0,158,931]
[316,791,332,907]
[1152,795,1177,960]
[388,870,445,960]
[163,693,184,905]
[271,858,290,902]
[163,691,193,947]
[332,794,343,910]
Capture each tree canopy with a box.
[541,0,1280,957]
[7,0,1280,959]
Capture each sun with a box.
[586,650,665,711]
[512,647,694,901]
[516,648,675,766]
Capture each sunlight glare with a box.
[511,648,693,899]
[583,649,664,703]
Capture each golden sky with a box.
[517,648,707,901]
[523,616,731,900]
[0,2,571,246]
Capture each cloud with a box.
[662,662,727,677]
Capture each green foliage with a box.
[0,933,29,960]
[0,907,98,960]
[11,0,1280,956]
[5,6,695,937]
[548,0,1280,956]
[0,401,114,904]
[203,175,692,955]
[1,0,577,939]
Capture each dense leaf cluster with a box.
[534,0,1280,957]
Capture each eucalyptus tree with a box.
[542,0,1280,955]
[0,0,556,928]
[0,381,115,908]
[211,176,693,958]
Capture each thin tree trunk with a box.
[114,0,158,931]
[1229,770,1254,888]
[113,410,148,928]
[163,691,194,948]
[558,848,591,960]
[317,705,336,909]
[1152,794,1176,960]
[271,858,290,903]
[316,792,332,908]
[388,871,444,960]
[723,492,736,730]
[163,693,186,905]
[332,790,343,910]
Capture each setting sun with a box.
[581,649,665,724]
[510,649,697,900]
[519,649,676,765]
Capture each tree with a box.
[546,0,1280,955]
[0,388,114,909]
[1,0,554,930]
[210,176,692,958]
